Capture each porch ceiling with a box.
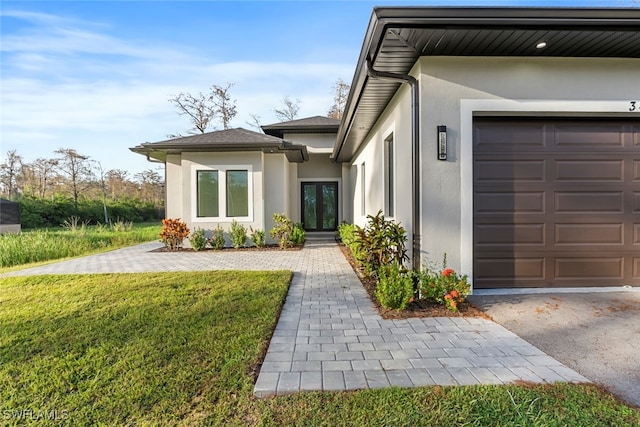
[333,7,640,162]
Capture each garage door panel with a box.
[554,191,624,213]
[554,123,626,148]
[554,159,624,181]
[475,257,545,280]
[475,160,545,182]
[475,223,545,246]
[475,191,545,213]
[474,121,547,151]
[555,257,624,280]
[554,223,623,245]
[474,117,640,288]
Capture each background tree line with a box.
[0,148,164,228]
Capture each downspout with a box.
[365,57,421,272]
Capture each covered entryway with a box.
[301,182,338,231]
[473,117,640,288]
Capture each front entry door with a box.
[301,182,338,231]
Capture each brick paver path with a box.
[3,239,588,396]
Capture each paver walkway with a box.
[3,239,588,397]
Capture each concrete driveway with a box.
[468,290,640,408]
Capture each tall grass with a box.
[0,223,161,267]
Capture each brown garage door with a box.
[474,117,640,288]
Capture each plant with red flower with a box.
[418,254,470,312]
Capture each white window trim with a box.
[191,164,253,223]
[459,99,636,290]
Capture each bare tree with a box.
[169,82,237,133]
[327,78,350,119]
[26,158,59,199]
[0,150,23,200]
[54,148,93,209]
[169,91,215,134]
[246,113,264,133]
[211,83,237,130]
[274,96,300,122]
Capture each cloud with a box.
[1,8,355,174]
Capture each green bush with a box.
[418,254,470,312]
[189,228,207,251]
[210,225,225,250]
[250,227,265,248]
[290,223,305,246]
[375,262,414,310]
[18,196,162,229]
[353,210,409,278]
[229,220,247,249]
[270,213,293,249]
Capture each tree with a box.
[54,148,93,209]
[211,83,237,130]
[274,96,300,122]
[0,150,23,200]
[327,78,350,119]
[169,82,237,133]
[134,169,164,206]
[246,113,263,133]
[31,158,59,199]
[169,91,215,134]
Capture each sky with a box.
[1,0,638,176]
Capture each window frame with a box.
[192,164,253,222]
[384,133,395,218]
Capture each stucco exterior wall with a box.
[165,154,183,219]
[284,133,335,151]
[298,153,342,179]
[179,152,265,232]
[350,56,640,278]
[263,153,290,237]
[350,81,414,240]
[415,56,640,278]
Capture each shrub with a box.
[249,227,265,248]
[290,223,305,246]
[189,228,207,251]
[353,210,409,278]
[229,220,247,249]
[418,254,471,312]
[160,218,189,251]
[210,225,225,250]
[375,262,414,310]
[270,213,293,249]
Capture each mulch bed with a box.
[337,243,489,320]
[150,244,303,253]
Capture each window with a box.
[226,170,248,217]
[193,166,252,221]
[197,170,219,217]
[384,134,395,217]
[360,162,366,216]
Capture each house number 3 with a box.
[631,101,637,112]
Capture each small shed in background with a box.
[0,198,21,234]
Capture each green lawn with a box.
[0,223,161,271]
[1,272,638,426]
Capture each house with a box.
[0,198,21,234]
[131,117,344,237]
[132,7,640,290]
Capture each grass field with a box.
[0,222,161,269]
[1,271,638,426]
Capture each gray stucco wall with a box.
[352,56,640,280]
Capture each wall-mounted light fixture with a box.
[437,125,447,161]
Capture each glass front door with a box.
[301,182,338,231]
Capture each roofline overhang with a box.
[130,141,309,163]
[333,6,640,162]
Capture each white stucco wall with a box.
[352,56,640,281]
[165,154,183,219]
[420,56,640,278]
[284,133,336,151]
